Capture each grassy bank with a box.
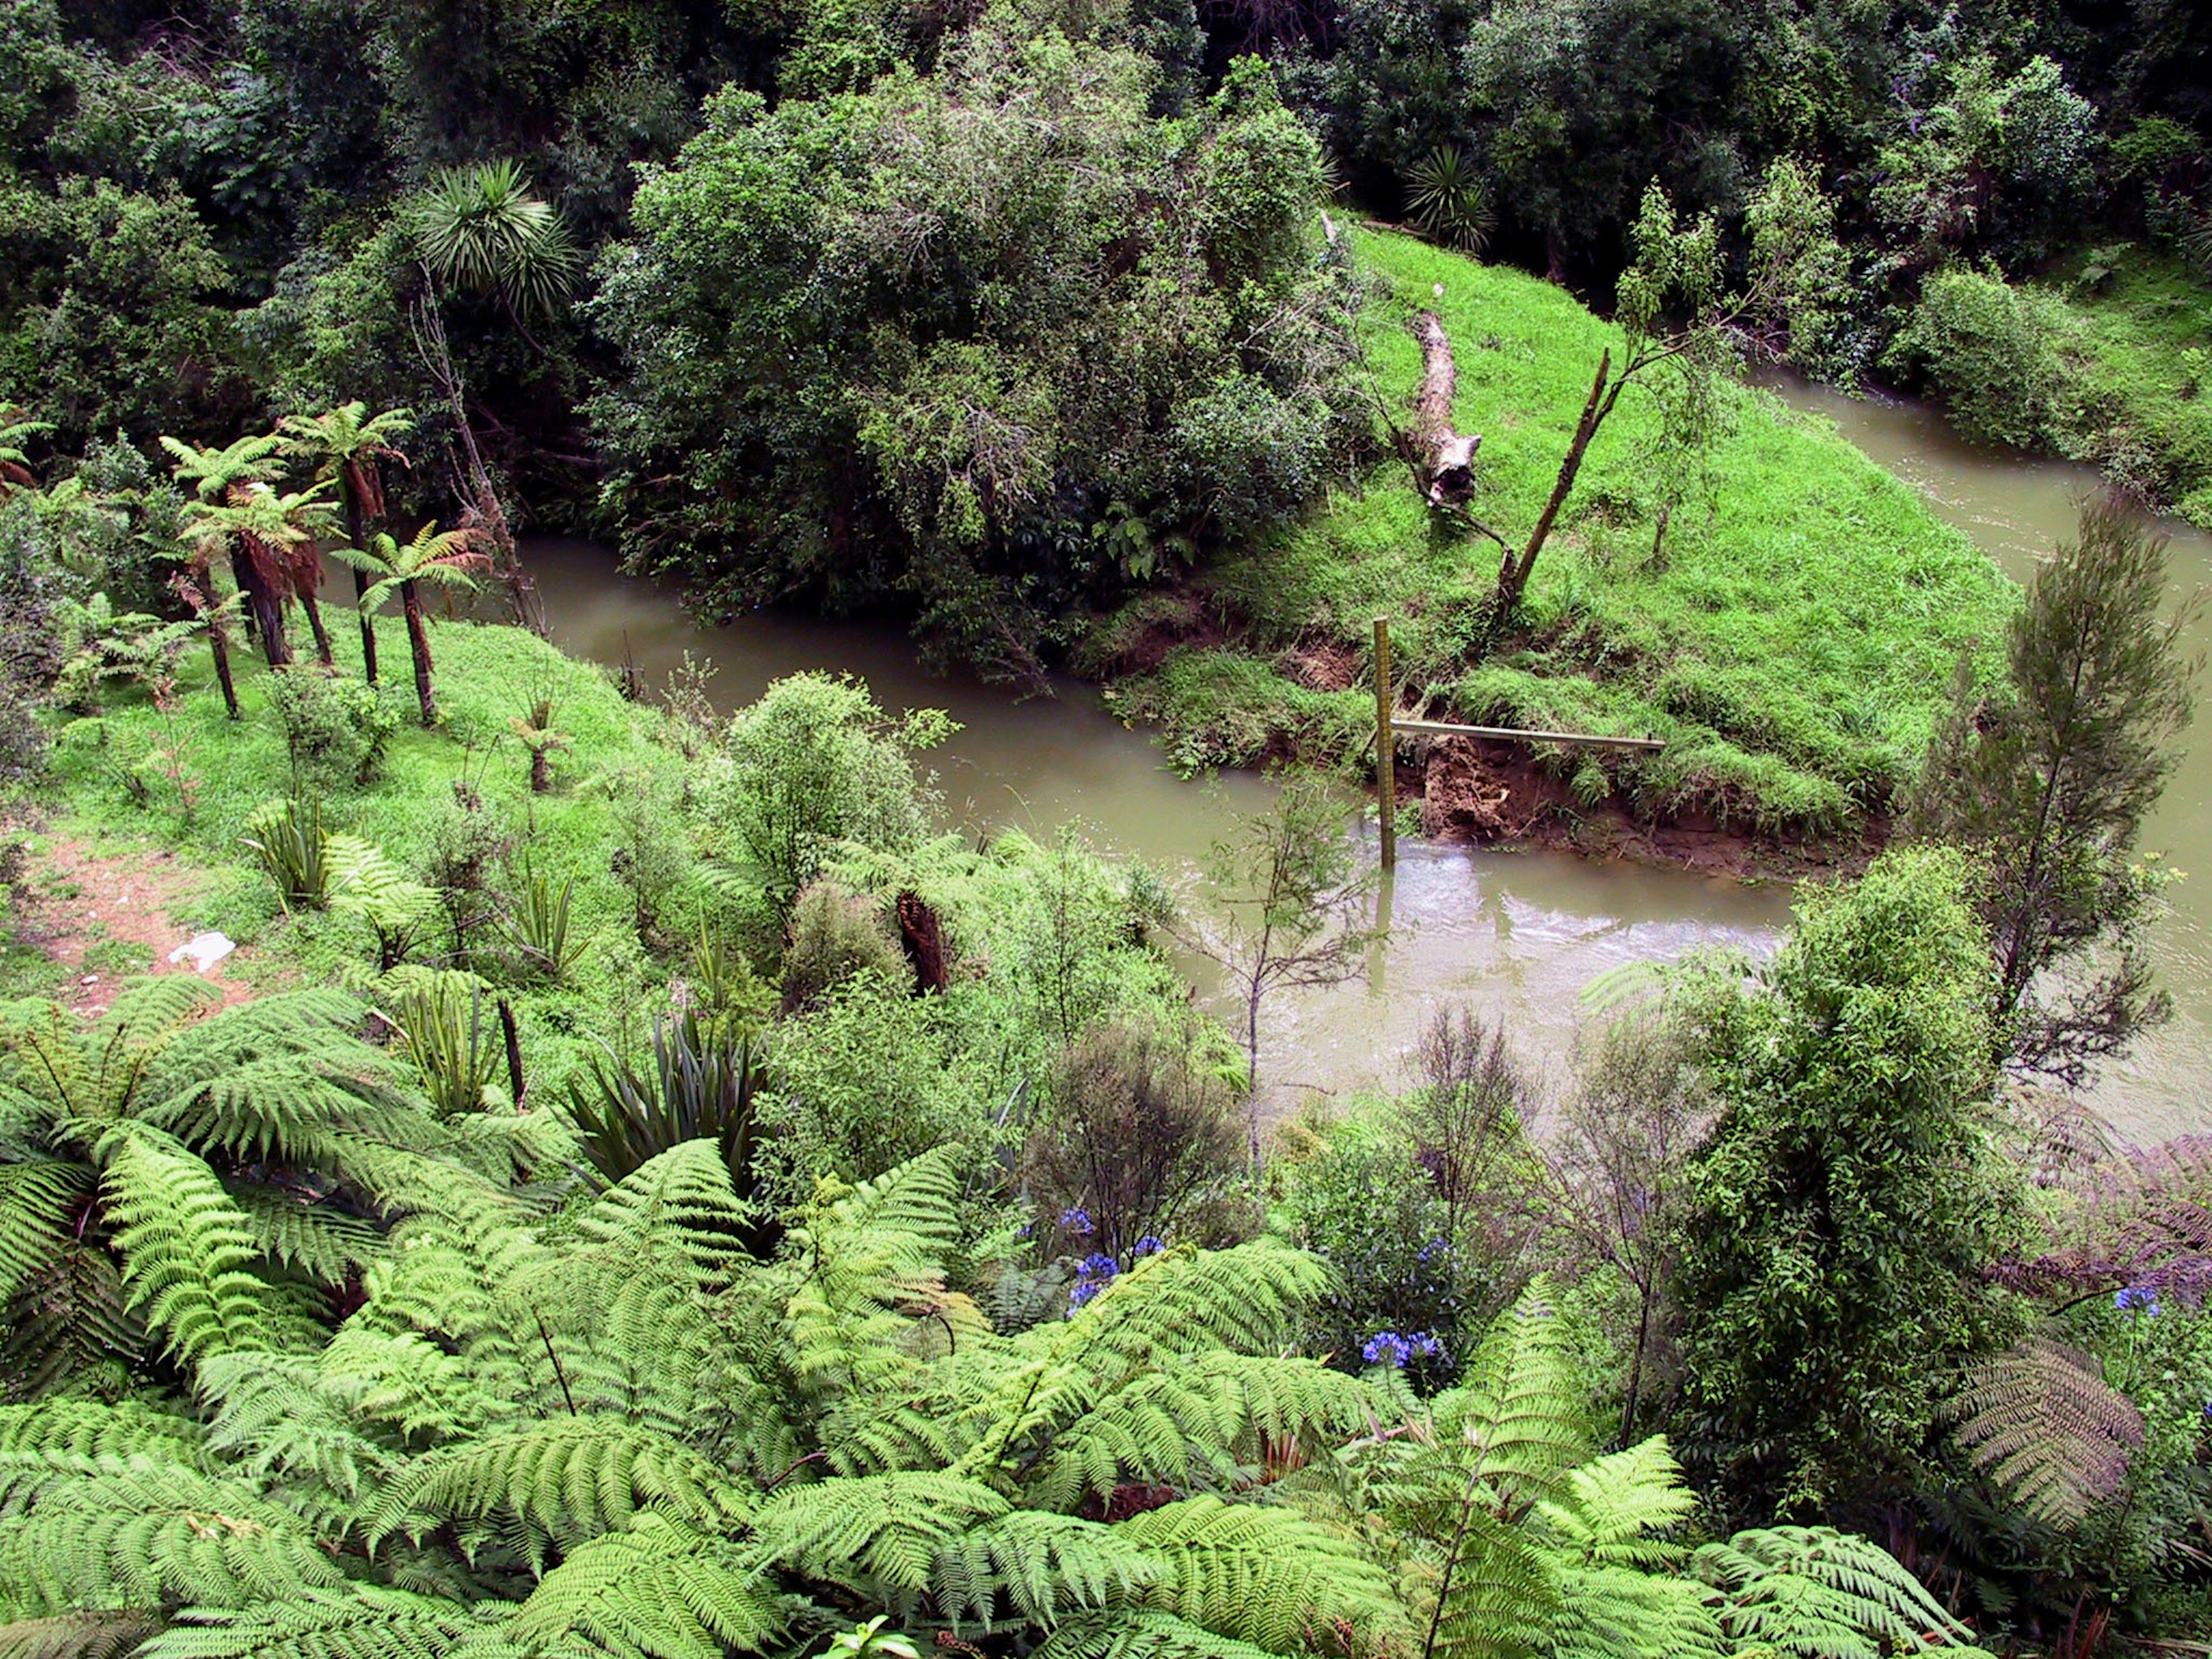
[25,616,701,1090]
[2055,244,2212,526]
[1099,229,2020,839]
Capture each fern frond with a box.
[1430,1283,1589,1513]
[101,1132,275,1369]
[137,1587,483,1659]
[933,1510,1162,1628]
[199,1352,402,1516]
[1947,1338,2143,1527]
[570,1142,759,1290]
[0,1161,88,1307]
[316,1326,504,1444]
[1534,1437,1696,1571]
[1694,1526,1989,1657]
[0,1400,210,1508]
[1031,1611,1290,1659]
[754,1471,1010,1595]
[0,1459,344,1615]
[372,1416,754,1563]
[0,1611,164,1659]
[224,1186,382,1287]
[506,1510,781,1659]
[1115,1497,1401,1654]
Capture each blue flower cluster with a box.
[1134,1236,1166,1256]
[1068,1252,1118,1312]
[2115,1285,2162,1315]
[1361,1330,1442,1368]
[1060,1207,1094,1237]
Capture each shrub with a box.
[711,673,949,910]
[563,1006,763,1198]
[267,666,399,789]
[1022,1021,1252,1264]
[1887,267,2084,450]
[240,794,332,912]
[778,878,905,1014]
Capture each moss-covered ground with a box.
[1101,229,2021,838]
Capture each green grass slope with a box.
[1108,229,2020,838]
[35,616,699,1089]
[2056,243,2212,525]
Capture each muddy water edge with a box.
[512,378,2212,1142]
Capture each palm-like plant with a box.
[411,161,579,340]
[169,521,247,719]
[338,522,485,725]
[0,980,454,1397]
[278,404,416,685]
[0,407,54,496]
[1404,145,1498,255]
[158,435,312,668]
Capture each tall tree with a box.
[278,403,416,684]
[342,521,484,724]
[157,434,298,666]
[1670,846,2021,1518]
[175,483,340,669]
[1909,491,2203,1086]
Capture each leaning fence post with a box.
[1373,616,1396,869]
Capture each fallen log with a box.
[1402,310,1480,508]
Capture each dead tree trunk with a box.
[1400,312,1482,509]
[897,889,948,994]
[1490,347,1626,622]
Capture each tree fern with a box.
[503,1512,782,1659]
[372,1417,755,1566]
[1691,1528,1990,1658]
[1115,1497,1404,1654]
[932,1510,1163,1628]
[0,1612,165,1659]
[567,1142,762,1291]
[137,1587,484,1659]
[755,1471,1010,1597]
[101,1131,276,1369]
[1033,1611,1301,1659]
[0,1162,88,1308]
[1946,1336,2143,1527]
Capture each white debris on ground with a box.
[168,931,236,974]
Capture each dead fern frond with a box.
[1948,1337,2144,1527]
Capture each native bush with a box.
[779,878,907,1015]
[1887,266,2086,450]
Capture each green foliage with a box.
[1403,146,1494,255]
[1910,493,2200,1085]
[408,161,579,324]
[240,796,332,912]
[561,1009,760,1196]
[590,44,1362,680]
[779,880,906,1014]
[1888,267,2085,450]
[710,673,949,909]
[373,968,506,1119]
[1671,846,2021,1516]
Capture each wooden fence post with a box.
[1373,616,1396,869]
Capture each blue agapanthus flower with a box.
[1069,1279,1104,1310]
[1080,1253,1119,1280]
[1134,1236,1166,1256]
[1362,1331,1414,1368]
[2115,1285,2162,1315]
[1060,1207,1094,1237]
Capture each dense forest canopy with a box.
[3,0,2212,1654]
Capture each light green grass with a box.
[40,613,701,1091]
[1111,229,2020,836]
[2053,243,2212,526]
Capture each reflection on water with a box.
[514,539,1794,1119]
[1768,379,2212,1142]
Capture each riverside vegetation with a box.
[3,0,2212,1653]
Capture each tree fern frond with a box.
[0,1611,164,1659]
[372,1417,754,1563]
[223,1187,382,1287]
[570,1143,759,1290]
[1,1240,147,1396]
[1115,1497,1402,1654]
[1534,1438,1696,1571]
[0,1400,210,1508]
[0,1460,344,1615]
[1031,1611,1291,1659]
[1430,1283,1589,1512]
[137,1587,484,1659]
[316,1325,505,1444]
[506,1511,781,1659]
[933,1510,1163,1629]
[1693,1526,1990,1658]
[100,1132,275,1370]
[0,1162,88,1308]
[754,1471,1010,1595]
[1946,1337,2143,1527]
[198,1353,402,1514]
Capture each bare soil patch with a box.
[22,835,256,1014]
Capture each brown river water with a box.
[501,382,2209,1140]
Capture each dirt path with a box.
[23,835,256,1014]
